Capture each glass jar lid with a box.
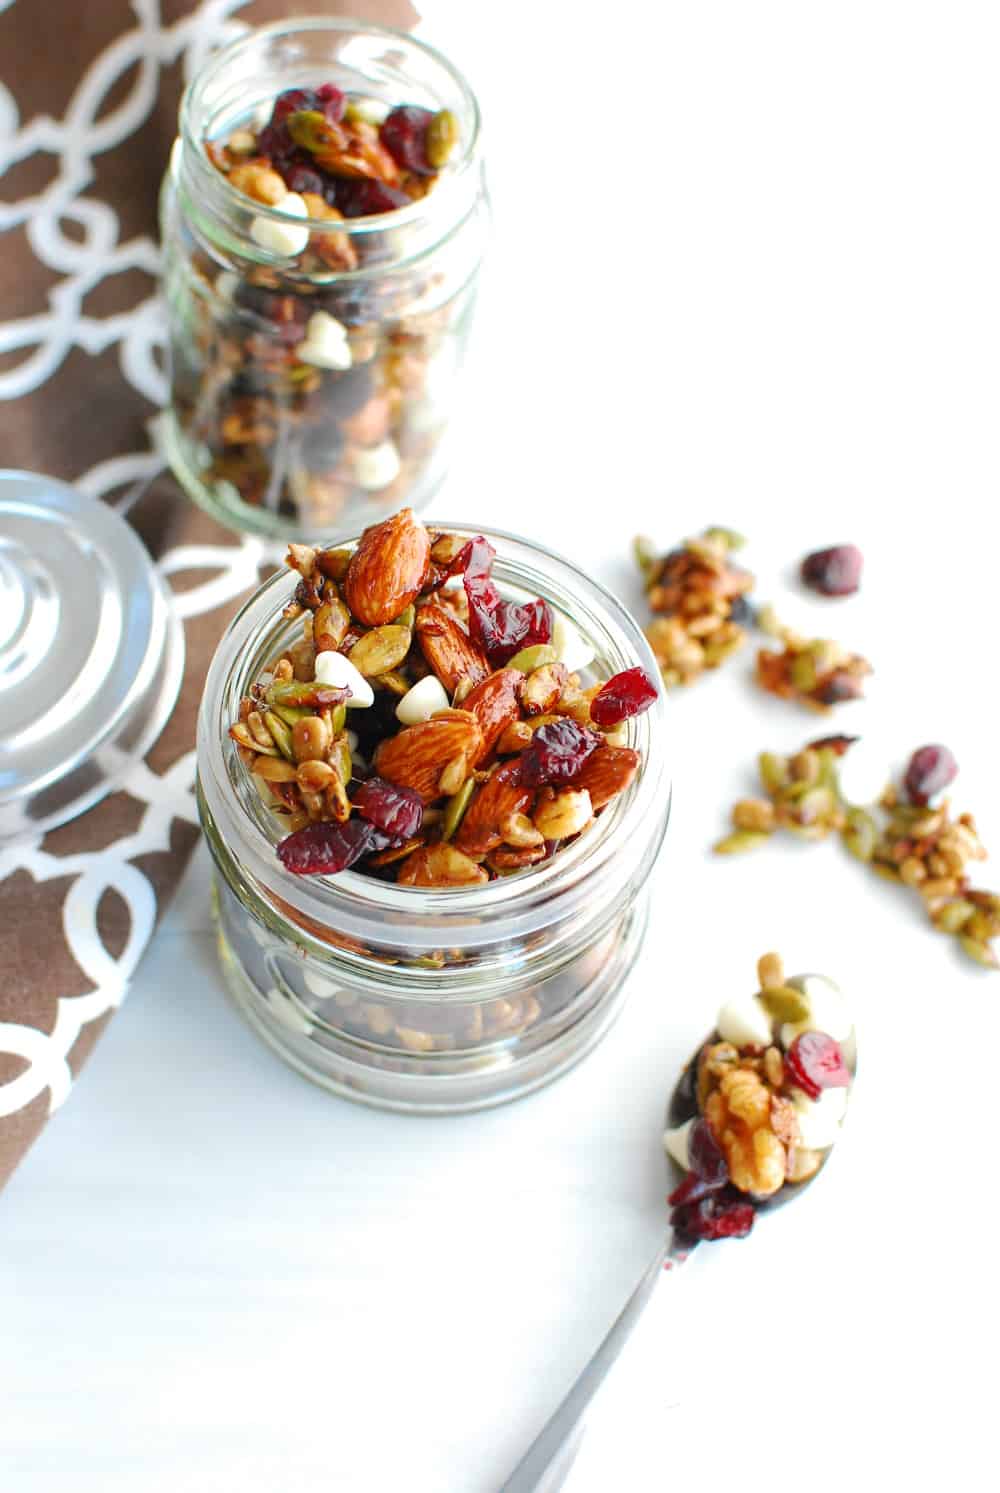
[0,470,185,844]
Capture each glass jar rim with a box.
[178,15,483,240]
[197,521,672,955]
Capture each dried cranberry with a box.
[814,670,863,705]
[800,544,864,597]
[352,777,423,839]
[285,164,325,197]
[270,88,319,124]
[785,1031,851,1101]
[379,104,435,175]
[519,719,602,788]
[277,818,386,876]
[807,734,859,757]
[903,744,958,805]
[667,1120,729,1209]
[315,82,346,124]
[590,667,658,727]
[447,536,554,666]
[336,177,411,218]
[672,1187,756,1242]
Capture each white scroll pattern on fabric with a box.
[0,0,269,1121]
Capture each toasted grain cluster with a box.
[635,528,754,688]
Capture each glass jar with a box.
[196,525,671,1112]
[159,19,488,541]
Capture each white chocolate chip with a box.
[716,994,774,1049]
[662,1118,694,1171]
[781,975,853,1047]
[396,674,450,726]
[349,96,390,126]
[354,439,401,491]
[551,611,595,674]
[250,191,310,257]
[313,649,375,708]
[791,1086,849,1149]
[297,310,353,371]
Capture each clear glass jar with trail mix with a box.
[196,513,670,1112]
[159,19,488,541]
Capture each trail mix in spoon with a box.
[664,952,855,1242]
[229,508,657,885]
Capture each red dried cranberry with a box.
[519,719,602,788]
[277,818,385,876]
[800,544,864,597]
[352,777,423,839]
[786,1031,851,1101]
[379,104,435,175]
[667,1120,729,1209]
[447,536,553,666]
[285,164,325,197]
[807,734,859,757]
[814,670,863,705]
[336,177,411,218]
[270,88,319,125]
[672,1187,756,1242]
[590,667,657,727]
[315,82,346,124]
[903,744,958,805]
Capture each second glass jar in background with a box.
[159,18,489,541]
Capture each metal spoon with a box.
[500,982,856,1493]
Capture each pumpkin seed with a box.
[933,899,975,934]
[425,108,459,167]
[313,598,351,653]
[287,108,339,153]
[328,703,347,737]
[264,712,295,761]
[442,778,475,840]
[702,525,745,551]
[843,807,877,861]
[959,935,1000,969]
[759,985,811,1023]
[713,830,770,855]
[758,752,789,793]
[633,534,659,582]
[348,625,412,677]
[507,643,558,673]
[333,737,353,787]
[272,703,311,727]
[373,668,411,697]
[393,604,415,630]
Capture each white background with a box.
[4,2,1000,1489]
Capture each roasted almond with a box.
[342,508,431,626]
[462,668,522,765]
[455,759,534,856]
[415,603,490,693]
[565,746,640,810]
[374,710,482,801]
[397,842,489,888]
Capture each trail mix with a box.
[755,604,872,710]
[634,528,754,688]
[664,952,855,1242]
[229,508,657,885]
[171,83,474,528]
[715,738,999,970]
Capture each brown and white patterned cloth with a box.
[0,0,417,1189]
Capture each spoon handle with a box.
[500,1233,687,1492]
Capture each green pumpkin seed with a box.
[507,643,558,673]
[759,985,811,1023]
[393,604,416,630]
[713,830,770,855]
[287,108,339,154]
[328,703,347,737]
[442,778,475,840]
[348,625,412,678]
[933,899,975,934]
[425,108,459,168]
[703,525,745,551]
[263,712,295,761]
[759,752,789,793]
[959,935,1000,969]
[333,736,353,786]
[633,535,659,581]
[272,703,311,727]
[790,653,817,693]
[842,807,877,861]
